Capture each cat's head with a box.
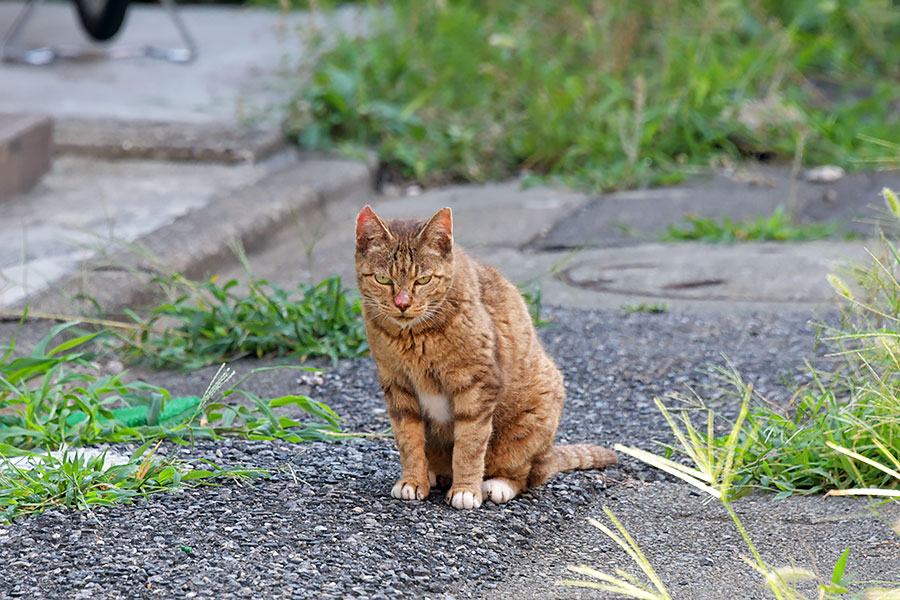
[355,205,454,328]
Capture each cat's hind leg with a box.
[481,459,530,504]
[481,477,521,504]
[427,470,452,489]
[425,434,453,489]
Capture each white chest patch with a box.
[418,393,452,425]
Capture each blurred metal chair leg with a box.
[1,0,197,65]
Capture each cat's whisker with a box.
[414,305,450,329]
[416,311,439,329]
[429,303,453,317]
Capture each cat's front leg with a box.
[446,387,494,509]
[384,382,431,501]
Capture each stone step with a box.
[0,113,52,202]
[53,118,287,164]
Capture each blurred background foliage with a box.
[282,0,900,191]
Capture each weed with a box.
[559,507,670,600]
[0,319,349,521]
[200,365,345,443]
[622,303,668,314]
[691,189,900,496]
[518,283,549,327]
[0,440,266,523]
[662,206,844,242]
[1,321,345,449]
[289,1,900,191]
[693,364,900,498]
[562,388,896,599]
[116,272,368,370]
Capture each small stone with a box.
[804,165,844,183]
[105,360,124,375]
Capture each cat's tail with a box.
[528,444,617,487]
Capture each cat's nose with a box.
[394,289,412,311]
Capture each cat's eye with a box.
[415,275,432,285]
[374,275,392,285]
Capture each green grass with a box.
[115,272,368,370]
[673,189,900,497]
[695,362,900,498]
[288,1,900,191]
[0,441,266,523]
[663,206,846,242]
[622,303,669,314]
[519,283,549,327]
[0,319,345,450]
[0,310,356,520]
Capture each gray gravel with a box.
[3,308,898,599]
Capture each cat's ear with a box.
[418,207,453,256]
[356,205,392,253]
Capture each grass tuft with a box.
[1,318,347,450]
[558,507,671,600]
[116,272,368,370]
[622,303,668,315]
[518,283,549,327]
[0,312,354,521]
[663,206,845,242]
[565,384,885,599]
[0,440,266,523]
[692,189,900,497]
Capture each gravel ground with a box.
[2,308,899,599]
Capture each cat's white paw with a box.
[428,470,437,488]
[391,480,427,501]
[449,490,482,510]
[482,478,517,504]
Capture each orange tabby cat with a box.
[355,205,616,509]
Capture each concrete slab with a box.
[0,2,367,125]
[374,181,592,250]
[0,151,294,309]
[483,242,871,314]
[0,112,52,200]
[534,165,900,249]
[1,151,372,314]
[52,117,286,163]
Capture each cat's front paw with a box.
[446,485,482,509]
[391,478,429,501]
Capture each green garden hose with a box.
[0,396,203,429]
